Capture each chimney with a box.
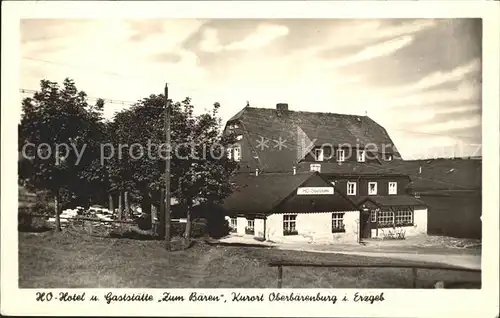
[293,166,296,175]
[255,168,259,176]
[276,103,289,112]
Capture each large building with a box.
[221,103,429,243]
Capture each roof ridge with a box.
[245,106,366,118]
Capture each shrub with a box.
[381,227,406,240]
[136,215,152,230]
[191,218,208,238]
[170,219,208,238]
[207,217,231,239]
[18,207,52,232]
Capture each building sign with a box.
[297,187,334,195]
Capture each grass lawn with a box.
[18,232,481,289]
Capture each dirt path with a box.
[189,246,225,287]
[280,248,482,270]
[217,235,481,270]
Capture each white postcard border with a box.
[2,1,499,317]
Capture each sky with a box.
[20,18,482,160]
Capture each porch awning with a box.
[357,195,426,208]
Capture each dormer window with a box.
[233,145,241,162]
[310,164,321,172]
[388,182,397,195]
[227,145,241,161]
[357,150,365,162]
[314,148,324,162]
[347,181,357,195]
[336,149,345,162]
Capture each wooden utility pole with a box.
[124,191,129,219]
[108,193,114,214]
[164,83,172,251]
[118,191,123,220]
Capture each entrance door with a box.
[360,211,371,239]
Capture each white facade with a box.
[234,211,361,243]
[232,207,428,243]
[236,216,246,235]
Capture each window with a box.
[332,212,345,233]
[378,211,394,226]
[233,145,242,162]
[357,150,365,162]
[368,182,377,195]
[236,135,243,141]
[336,149,345,162]
[310,164,321,172]
[245,219,255,235]
[314,148,324,162]
[347,182,357,196]
[226,147,233,160]
[371,210,377,222]
[230,218,237,228]
[385,154,393,161]
[376,209,414,228]
[414,192,420,199]
[230,218,237,232]
[395,209,413,226]
[388,182,397,195]
[283,214,297,235]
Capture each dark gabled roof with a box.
[372,158,482,190]
[228,106,401,157]
[296,162,409,177]
[222,172,322,213]
[357,195,426,208]
[296,158,481,191]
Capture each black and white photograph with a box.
[2,1,499,317]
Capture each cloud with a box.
[388,104,480,126]
[20,19,481,159]
[379,79,480,109]
[198,23,289,53]
[397,58,481,94]
[21,20,208,120]
[371,19,437,41]
[327,35,414,68]
[294,19,437,60]
[225,24,289,50]
[419,114,481,134]
[199,28,223,53]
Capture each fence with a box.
[20,213,201,238]
[269,261,481,288]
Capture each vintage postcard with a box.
[1,1,499,317]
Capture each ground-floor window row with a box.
[371,208,414,228]
[230,212,347,236]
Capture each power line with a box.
[20,88,138,106]
[22,56,213,97]
[22,56,480,140]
